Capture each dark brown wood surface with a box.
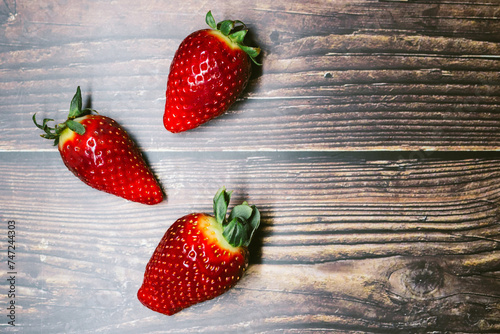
[1,0,499,333]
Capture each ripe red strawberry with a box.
[137,187,260,315]
[163,11,261,133]
[33,87,164,205]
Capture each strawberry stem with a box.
[213,187,261,248]
[33,86,93,146]
[68,86,84,119]
[206,10,217,29]
[205,11,262,66]
[214,187,233,226]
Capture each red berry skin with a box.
[58,114,164,205]
[163,29,252,133]
[137,213,248,315]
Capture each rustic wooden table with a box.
[1,0,500,333]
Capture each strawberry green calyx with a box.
[213,187,260,248]
[33,86,93,146]
[205,10,261,65]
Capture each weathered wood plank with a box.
[2,68,500,151]
[9,255,500,333]
[1,1,500,151]
[2,0,500,48]
[1,152,499,332]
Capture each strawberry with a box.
[33,87,164,205]
[137,187,260,315]
[163,11,261,133]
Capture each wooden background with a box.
[1,0,500,333]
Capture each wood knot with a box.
[403,261,443,297]
[269,31,280,43]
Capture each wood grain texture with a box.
[1,152,500,333]
[1,0,500,151]
[1,0,500,333]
